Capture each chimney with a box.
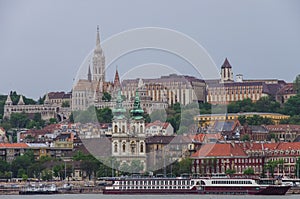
[236,74,243,82]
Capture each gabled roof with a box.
[191,143,247,158]
[265,125,300,132]
[221,58,232,69]
[277,83,296,95]
[145,135,175,144]
[277,142,300,151]
[0,143,28,148]
[213,120,240,132]
[146,120,171,129]
[249,125,269,133]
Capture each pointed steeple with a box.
[18,95,25,105]
[113,66,121,89]
[96,25,100,46]
[221,58,232,68]
[92,25,105,82]
[130,90,144,120]
[5,94,12,105]
[44,93,50,105]
[138,78,144,88]
[94,25,102,54]
[220,57,234,82]
[88,63,92,82]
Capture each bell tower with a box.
[220,58,234,83]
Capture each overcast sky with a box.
[0,0,300,99]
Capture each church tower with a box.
[5,94,12,106]
[111,90,147,173]
[220,58,234,83]
[130,90,145,135]
[112,90,127,134]
[92,26,105,82]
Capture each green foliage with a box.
[49,118,58,124]
[293,74,300,94]
[225,169,236,175]
[296,157,300,178]
[62,101,70,107]
[73,106,113,124]
[150,110,167,122]
[238,114,274,125]
[170,158,192,177]
[10,112,30,128]
[102,92,112,102]
[241,134,250,141]
[283,94,300,116]
[96,107,113,123]
[243,168,255,175]
[265,159,284,177]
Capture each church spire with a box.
[88,62,92,82]
[92,25,105,82]
[130,90,144,120]
[5,94,12,105]
[18,95,25,105]
[96,25,100,46]
[113,66,121,89]
[112,90,126,120]
[220,57,234,83]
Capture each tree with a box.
[254,96,280,113]
[293,74,300,94]
[283,94,300,116]
[243,168,254,175]
[102,92,112,102]
[96,107,113,123]
[265,159,283,178]
[241,134,250,141]
[10,112,30,128]
[296,157,300,178]
[225,169,236,175]
[62,101,70,107]
[150,110,167,122]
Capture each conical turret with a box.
[130,91,144,120]
[112,90,126,120]
[44,93,50,105]
[5,94,13,105]
[17,95,25,105]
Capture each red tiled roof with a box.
[277,83,296,95]
[277,142,300,151]
[191,143,247,158]
[146,120,170,129]
[0,143,28,148]
[265,125,300,132]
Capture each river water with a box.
[1,194,299,199]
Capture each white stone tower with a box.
[220,58,234,83]
[92,25,105,83]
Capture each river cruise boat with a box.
[103,177,291,195]
[19,183,58,195]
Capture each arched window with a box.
[122,142,126,153]
[122,125,125,133]
[114,142,118,153]
[114,125,118,133]
[140,125,143,133]
[140,143,144,153]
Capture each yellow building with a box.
[194,112,290,127]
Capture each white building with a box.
[145,120,174,136]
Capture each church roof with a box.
[130,91,144,120]
[221,58,232,69]
[113,90,126,120]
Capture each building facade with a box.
[111,91,147,172]
[122,74,206,106]
[207,58,286,104]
